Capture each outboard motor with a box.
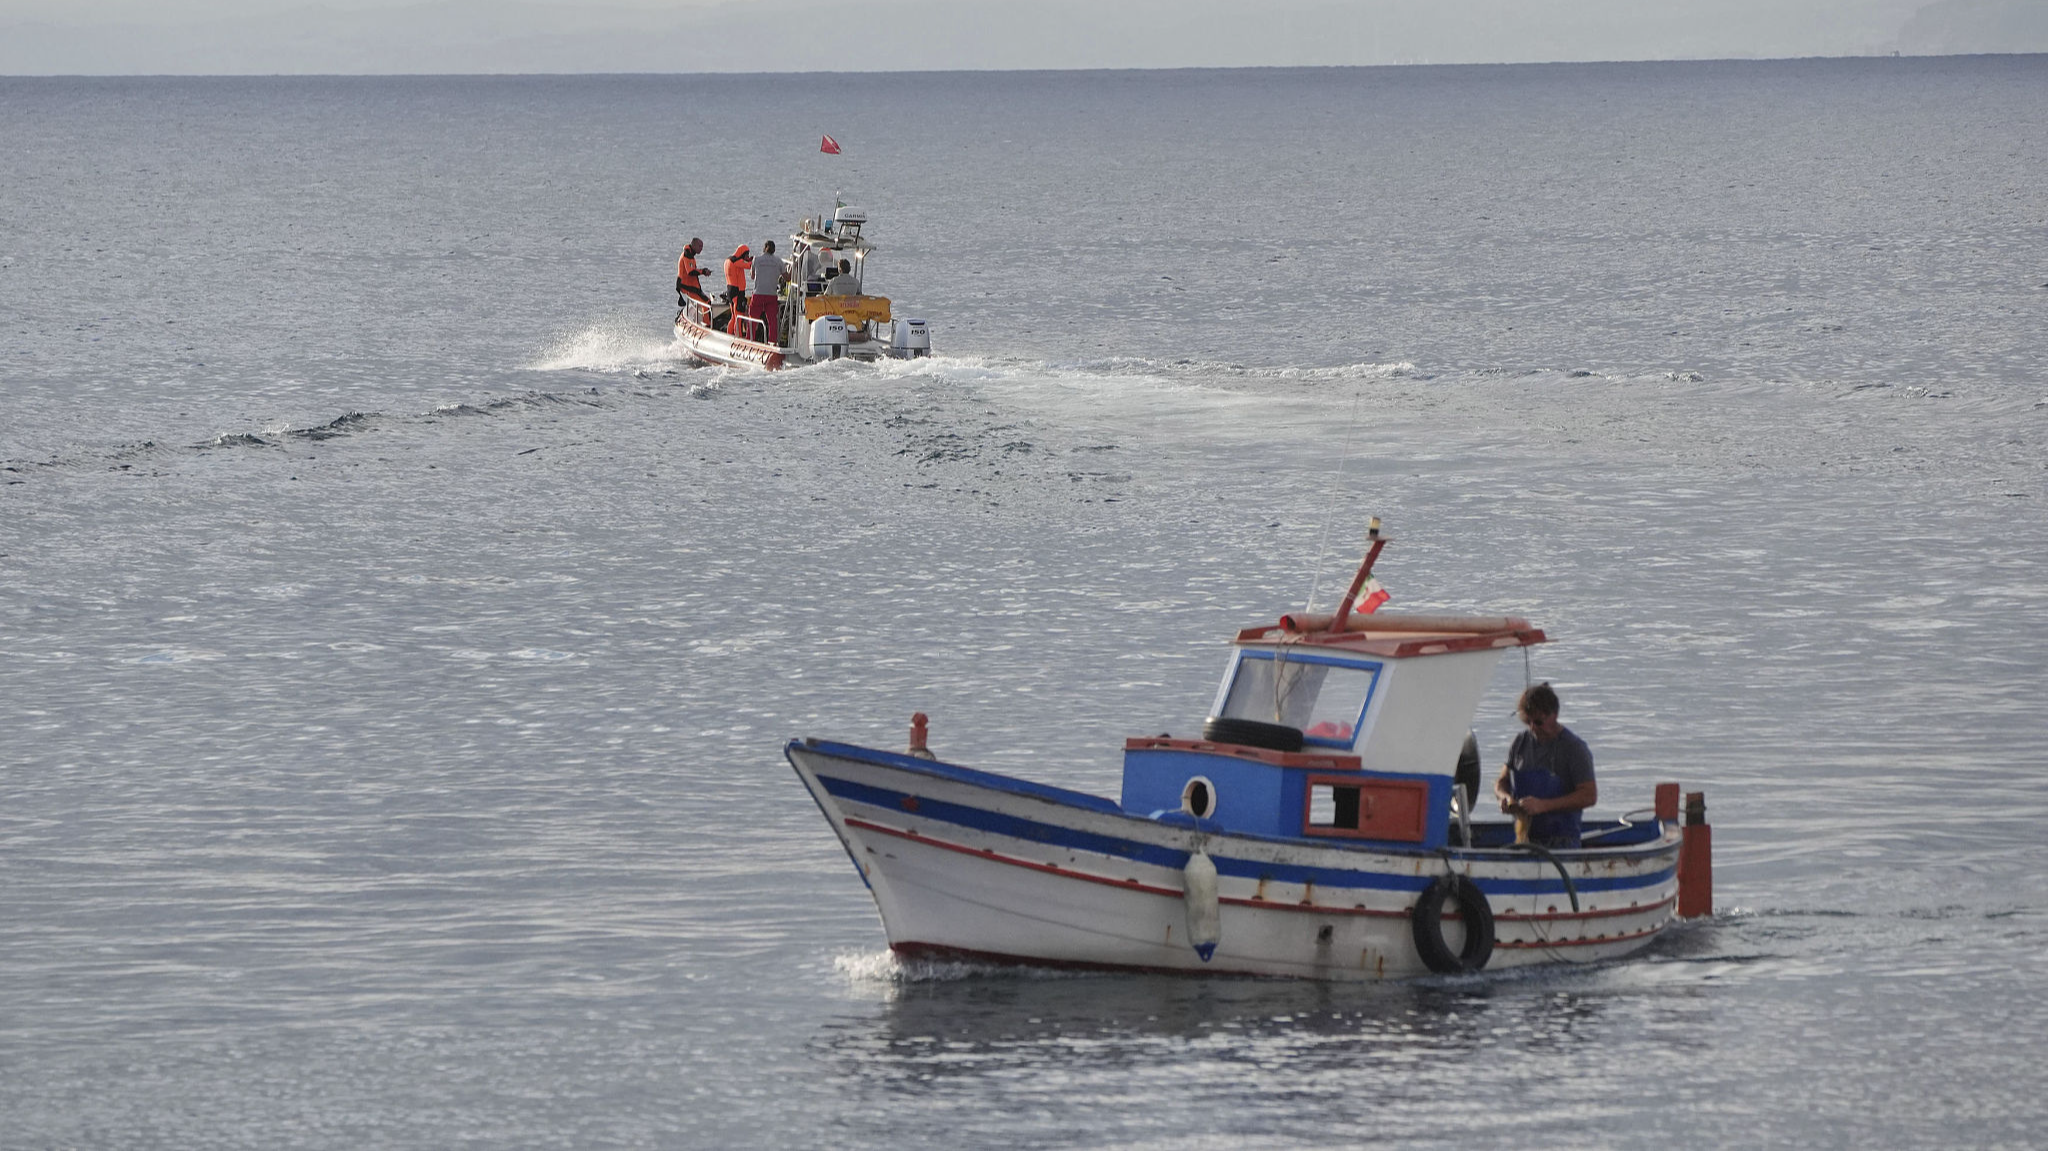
[809,314,849,361]
[890,318,930,359]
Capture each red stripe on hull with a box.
[1495,923,1666,949]
[891,940,1268,979]
[1498,893,1676,923]
[841,815,1671,930]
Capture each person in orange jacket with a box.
[722,244,752,334]
[676,238,708,306]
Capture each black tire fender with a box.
[1454,730,1481,810]
[1201,716,1304,753]
[1410,873,1496,974]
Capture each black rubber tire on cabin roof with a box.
[1455,730,1482,810]
[1201,716,1304,753]
[1411,873,1496,974]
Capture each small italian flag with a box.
[1350,577,1390,615]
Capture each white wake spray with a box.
[526,318,696,373]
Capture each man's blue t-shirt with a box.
[1506,726,1595,847]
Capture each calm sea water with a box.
[3,58,2047,1148]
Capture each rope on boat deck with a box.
[1515,841,1581,914]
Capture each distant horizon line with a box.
[5,49,2044,80]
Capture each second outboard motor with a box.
[890,318,930,358]
[809,314,848,360]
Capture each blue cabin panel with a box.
[1121,747,1295,836]
[1121,745,1454,848]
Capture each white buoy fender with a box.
[1182,850,1220,962]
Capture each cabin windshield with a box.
[1219,652,1380,745]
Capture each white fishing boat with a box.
[787,524,1714,980]
[676,205,930,371]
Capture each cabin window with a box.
[1218,653,1380,747]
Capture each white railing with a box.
[685,294,776,345]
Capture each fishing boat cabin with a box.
[1122,552,1547,850]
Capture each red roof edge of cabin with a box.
[1123,736,1364,771]
[1232,623,1548,658]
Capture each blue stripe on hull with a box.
[811,764,1673,900]
[801,739,1124,813]
[823,775,1191,870]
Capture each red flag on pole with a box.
[820,134,841,154]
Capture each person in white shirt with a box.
[747,240,788,344]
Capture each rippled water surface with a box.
[3,59,2047,1148]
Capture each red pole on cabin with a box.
[1330,519,1389,633]
[1678,790,1713,918]
[908,712,932,759]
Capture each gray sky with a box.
[2,0,2044,74]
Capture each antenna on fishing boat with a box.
[1329,517,1389,633]
[1302,387,1369,614]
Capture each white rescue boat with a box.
[675,205,931,371]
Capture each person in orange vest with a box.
[676,238,707,306]
[722,244,752,335]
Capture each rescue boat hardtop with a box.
[787,525,1714,980]
[677,205,931,371]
